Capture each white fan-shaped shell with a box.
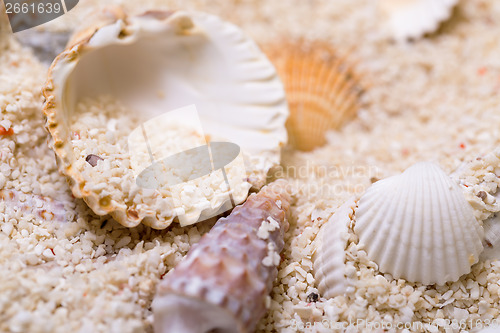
[379,0,458,41]
[354,162,483,285]
[43,10,288,228]
[313,197,355,298]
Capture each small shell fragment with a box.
[306,292,319,303]
[265,41,364,151]
[0,126,14,136]
[379,0,458,41]
[153,180,292,333]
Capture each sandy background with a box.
[2,0,500,332]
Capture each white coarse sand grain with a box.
[3,0,500,332]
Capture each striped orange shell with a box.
[266,41,364,151]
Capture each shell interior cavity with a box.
[43,10,288,228]
[313,196,355,298]
[379,0,458,41]
[354,162,483,285]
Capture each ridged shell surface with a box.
[379,0,458,41]
[153,180,292,333]
[313,197,355,299]
[354,162,483,285]
[265,41,363,151]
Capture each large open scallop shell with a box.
[379,0,458,41]
[354,162,483,285]
[313,197,355,298]
[265,41,363,151]
[42,9,288,229]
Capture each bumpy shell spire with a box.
[153,180,292,333]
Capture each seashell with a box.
[0,190,67,223]
[42,9,288,229]
[153,180,292,333]
[313,196,355,298]
[66,6,126,47]
[379,0,458,41]
[265,41,364,151]
[354,162,483,285]
[0,2,11,50]
[480,213,500,261]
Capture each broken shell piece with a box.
[355,162,483,285]
[0,190,67,223]
[313,196,355,298]
[265,41,363,151]
[153,180,292,333]
[379,0,458,41]
[42,9,288,228]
